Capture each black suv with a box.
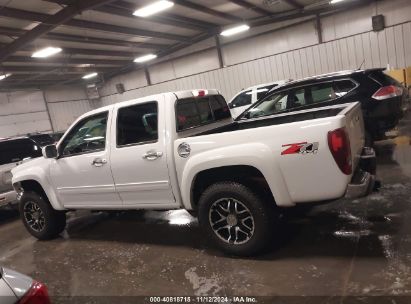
[239,69,408,142]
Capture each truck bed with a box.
[175,102,365,207]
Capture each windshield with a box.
[240,90,288,119]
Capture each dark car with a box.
[239,68,407,143]
[27,133,54,147]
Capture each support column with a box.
[315,14,323,44]
[215,35,224,68]
[42,90,54,132]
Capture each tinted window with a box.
[335,80,356,97]
[244,91,288,119]
[310,82,336,103]
[256,85,277,101]
[117,102,158,146]
[61,112,108,156]
[230,91,252,108]
[0,139,42,165]
[176,95,230,131]
[289,88,306,108]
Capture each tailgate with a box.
[339,102,365,170]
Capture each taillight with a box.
[192,89,208,97]
[18,281,51,304]
[328,128,352,175]
[372,85,403,100]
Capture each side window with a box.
[310,82,337,104]
[288,88,306,109]
[230,91,252,108]
[117,102,158,146]
[60,112,108,157]
[256,85,276,101]
[335,80,357,97]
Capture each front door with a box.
[50,110,121,208]
[110,99,176,207]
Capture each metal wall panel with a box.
[47,99,94,132]
[0,90,52,137]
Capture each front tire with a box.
[198,182,275,256]
[19,191,66,240]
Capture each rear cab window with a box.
[0,138,42,165]
[176,95,231,131]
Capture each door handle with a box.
[142,151,163,161]
[92,158,107,167]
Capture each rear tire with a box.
[19,191,66,240]
[198,182,275,256]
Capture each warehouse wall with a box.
[0,90,52,137]
[44,86,95,132]
[96,0,411,107]
[3,0,411,136]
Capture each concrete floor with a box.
[1,116,411,303]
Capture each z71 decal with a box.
[281,142,319,155]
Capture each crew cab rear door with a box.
[109,96,177,207]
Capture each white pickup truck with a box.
[12,89,376,255]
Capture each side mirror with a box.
[42,145,58,159]
[228,102,234,109]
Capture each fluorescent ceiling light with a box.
[330,0,345,3]
[82,72,98,79]
[32,47,62,58]
[0,74,11,80]
[220,24,250,37]
[133,1,174,17]
[134,54,157,63]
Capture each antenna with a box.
[358,59,365,70]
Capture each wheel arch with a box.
[190,165,276,210]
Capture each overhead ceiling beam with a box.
[282,0,304,10]
[6,56,128,66]
[44,0,217,31]
[0,7,189,42]
[0,26,165,50]
[0,42,138,57]
[173,0,242,22]
[0,0,116,62]
[228,0,272,16]
[111,1,217,29]
[0,66,115,74]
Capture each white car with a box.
[228,80,290,118]
[12,89,375,255]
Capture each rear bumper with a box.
[345,147,376,199]
[0,190,17,207]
